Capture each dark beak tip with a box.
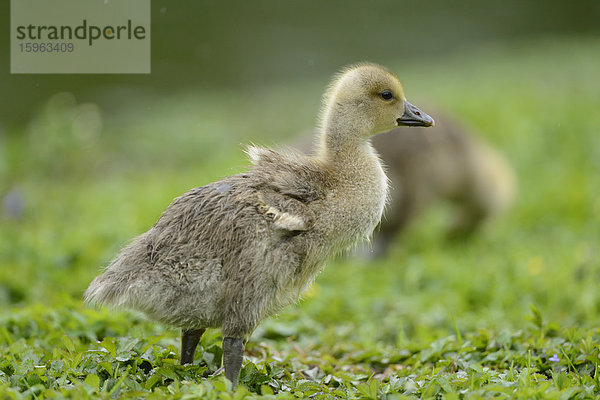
[398,100,435,128]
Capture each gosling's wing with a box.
[255,190,314,232]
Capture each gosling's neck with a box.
[315,106,377,167]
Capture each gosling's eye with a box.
[380,90,394,101]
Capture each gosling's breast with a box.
[320,159,388,248]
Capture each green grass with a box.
[1,37,600,398]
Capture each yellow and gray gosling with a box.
[84,63,434,386]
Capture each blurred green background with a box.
[1,0,600,396]
[2,0,600,331]
[0,0,600,398]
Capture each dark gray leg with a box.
[222,337,244,386]
[180,328,205,365]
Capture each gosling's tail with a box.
[84,274,119,307]
[83,241,145,308]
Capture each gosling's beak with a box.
[397,101,435,127]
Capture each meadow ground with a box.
[1,37,599,398]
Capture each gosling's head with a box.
[320,63,434,138]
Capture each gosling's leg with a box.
[180,328,205,365]
[222,337,244,386]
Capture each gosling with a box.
[84,63,434,386]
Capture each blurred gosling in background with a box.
[371,109,515,255]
